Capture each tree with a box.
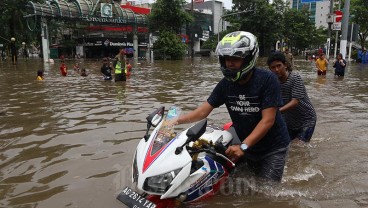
[351,0,368,50]
[0,0,41,45]
[283,8,323,51]
[153,30,187,60]
[148,0,193,59]
[231,0,284,56]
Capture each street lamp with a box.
[217,10,253,43]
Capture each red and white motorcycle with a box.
[117,106,239,208]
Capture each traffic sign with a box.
[332,22,341,30]
[335,11,343,22]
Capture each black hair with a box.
[37,69,43,76]
[267,52,287,66]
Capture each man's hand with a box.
[225,145,245,161]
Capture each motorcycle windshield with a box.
[151,106,181,155]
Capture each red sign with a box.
[194,0,204,3]
[335,10,343,22]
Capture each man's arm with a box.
[315,61,320,70]
[176,101,214,125]
[279,98,299,112]
[226,107,277,158]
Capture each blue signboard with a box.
[301,0,322,3]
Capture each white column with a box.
[348,23,354,61]
[41,18,50,62]
[133,27,138,61]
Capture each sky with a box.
[142,0,233,10]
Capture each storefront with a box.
[24,0,150,61]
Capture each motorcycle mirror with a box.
[144,106,165,142]
[176,119,207,155]
[146,106,165,127]
[186,119,207,142]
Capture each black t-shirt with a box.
[101,64,112,77]
[207,68,290,156]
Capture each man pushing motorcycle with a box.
[172,31,290,182]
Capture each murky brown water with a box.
[0,57,367,208]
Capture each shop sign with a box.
[84,41,134,47]
[109,41,134,47]
[84,16,127,24]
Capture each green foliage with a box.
[148,0,193,33]
[351,0,368,50]
[283,8,326,51]
[149,0,193,59]
[231,0,285,56]
[220,0,330,55]
[0,0,42,46]
[153,30,187,60]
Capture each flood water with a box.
[0,56,367,208]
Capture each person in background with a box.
[101,57,112,80]
[363,49,368,64]
[60,61,67,76]
[80,68,88,77]
[125,59,132,77]
[73,63,80,72]
[315,53,328,76]
[22,42,29,61]
[36,69,44,80]
[171,31,290,182]
[10,37,17,65]
[112,48,126,82]
[357,50,362,63]
[333,53,347,77]
[267,52,317,144]
[283,48,294,71]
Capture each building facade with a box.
[287,0,332,29]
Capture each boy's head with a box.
[37,69,43,76]
[267,52,288,81]
[267,52,287,66]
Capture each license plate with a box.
[117,186,157,208]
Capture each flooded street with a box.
[0,57,367,208]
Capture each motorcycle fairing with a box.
[142,130,177,173]
[184,156,227,202]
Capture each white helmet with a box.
[215,31,259,82]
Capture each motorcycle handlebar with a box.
[187,147,235,167]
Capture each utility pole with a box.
[334,0,341,59]
[339,0,350,59]
[190,0,195,59]
[327,0,334,59]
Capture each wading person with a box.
[283,48,294,71]
[267,52,317,143]
[101,57,112,80]
[113,48,126,82]
[36,69,44,80]
[171,31,290,182]
[333,53,346,77]
[60,60,67,76]
[315,53,328,76]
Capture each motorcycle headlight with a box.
[143,168,181,194]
